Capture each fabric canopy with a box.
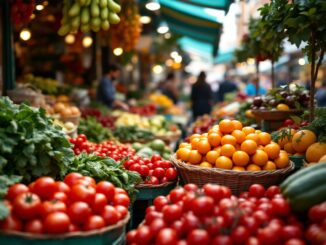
[177,0,233,11]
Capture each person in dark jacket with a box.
[191,71,213,119]
[160,72,179,104]
[216,73,238,102]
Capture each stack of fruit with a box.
[11,0,35,27]
[58,0,121,35]
[0,174,129,234]
[127,184,307,245]
[176,119,289,171]
[110,0,142,52]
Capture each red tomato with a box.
[28,182,35,192]
[24,219,43,234]
[308,202,326,223]
[139,165,150,177]
[6,183,29,201]
[40,200,67,218]
[258,225,282,245]
[112,194,130,207]
[165,168,177,181]
[156,228,178,245]
[70,184,96,205]
[135,225,153,244]
[13,192,41,220]
[282,225,303,240]
[114,188,128,195]
[187,229,211,245]
[115,205,128,219]
[101,205,119,226]
[191,196,214,217]
[69,223,80,232]
[44,212,70,234]
[149,218,167,236]
[129,163,141,172]
[221,186,232,198]
[64,173,84,187]
[240,216,259,235]
[151,154,162,162]
[169,188,186,204]
[154,196,170,212]
[153,168,165,180]
[83,176,96,186]
[211,235,233,245]
[249,184,265,198]
[146,176,159,185]
[271,198,290,217]
[170,220,185,238]
[253,210,270,226]
[145,211,163,225]
[68,202,92,224]
[126,230,137,244]
[92,193,108,214]
[245,237,261,245]
[305,224,326,244]
[33,177,57,200]
[83,215,105,231]
[55,181,70,194]
[203,184,225,203]
[183,183,198,192]
[231,226,250,244]
[51,192,68,204]
[284,239,306,245]
[0,215,23,231]
[265,186,280,199]
[182,213,200,233]
[162,204,182,223]
[96,181,115,202]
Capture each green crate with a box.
[289,155,305,171]
[0,214,129,245]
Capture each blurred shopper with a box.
[160,72,179,104]
[245,77,266,96]
[191,71,213,119]
[97,64,129,110]
[216,73,238,102]
[316,80,326,107]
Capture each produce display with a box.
[127,183,307,245]
[177,119,289,171]
[0,97,74,182]
[190,115,218,135]
[0,174,130,234]
[129,104,157,117]
[51,102,81,118]
[80,107,116,129]
[131,139,172,160]
[123,155,177,185]
[10,0,35,27]
[113,126,155,142]
[110,0,142,52]
[251,84,309,110]
[149,94,174,109]
[306,201,326,244]
[78,116,113,143]
[58,0,121,35]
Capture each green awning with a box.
[177,0,233,11]
[159,0,222,56]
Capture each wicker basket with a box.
[251,109,303,121]
[0,213,130,245]
[171,155,294,195]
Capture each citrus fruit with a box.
[197,139,211,155]
[179,143,191,149]
[292,130,317,153]
[232,151,250,167]
[190,134,200,141]
[252,150,269,166]
[220,144,236,158]
[215,156,233,169]
[191,137,201,150]
[208,133,221,147]
[232,166,245,171]
[219,119,234,134]
[247,164,261,171]
[245,133,260,144]
[232,120,243,130]
[241,140,258,155]
[283,142,295,154]
[221,135,237,146]
[263,161,276,170]
[245,110,254,118]
[242,127,255,135]
[274,152,289,168]
[232,130,246,144]
[188,150,202,164]
[206,150,220,164]
[199,162,213,168]
[276,104,290,111]
[277,129,296,148]
[176,148,191,162]
[264,143,281,159]
[255,130,262,134]
[319,155,326,163]
[306,142,326,163]
[258,132,271,146]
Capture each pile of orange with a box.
[176,119,289,171]
[276,128,326,163]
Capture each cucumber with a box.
[282,168,326,198]
[280,163,326,191]
[81,7,90,24]
[289,183,326,212]
[68,2,81,17]
[108,12,120,24]
[107,0,121,13]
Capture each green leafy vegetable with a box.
[78,116,113,143]
[113,126,154,142]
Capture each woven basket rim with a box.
[136,181,176,189]
[0,213,130,240]
[251,109,303,113]
[170,155,294,177]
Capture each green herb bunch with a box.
[78,116,113,143]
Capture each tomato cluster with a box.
[129,104,157,117]
[123,155,177,185]
[80,108,116,129]
[306,201,326,244]
[282,119,309,130]
[0,173,130,234]
[127,184,306,245]
[11,0,35,27]
[70,134,135,161]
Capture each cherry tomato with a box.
[6,183,29,201]
[162,204,182,223]
[156,228,177,245]
[33,177,57,200]
[92,193,108,214]
[13,192,41,220]
[51,192,68,204]
[112,194,130,207]
[146,176,159,185]
[183,183,198,192]
[101,205,119,225]
[115,205,128,219]
[139,165,150,177]
[240,216,259,235]
[203,184,225,203]
[165,168,177,181]
[187,229,211,245]
[129,163,141,172]
[231,226,250,244]
[249,184,265,198]
[64,173,84,187]
[0,215,23,231]
[55,181,70,194]
[271,198,290,217]
[258,225,282,245]
[44,212,70,234]
[83,215,105,231]
[126,230,137,244]
[154,196,170,211]
[153,168,165,180]
[40,200,67,218]
[145,211,163,224]
[149,218,167,236]
[182,213,200,233]
[308,202,326,223]
[68,201,92,224]
[24,219,43,234]
[265,186,280,199]
[284,239,306,245]
[96,181,115,202]
[191,196,214,216]
[253,210,270,226]
[169,188,186,203]
[69,223,80,232]
[114,188,128,195]
[151,155,162,162]
[135,225,153,244]
[282,225,303,240]
[211,235,233,245]
[70,184,96,205]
